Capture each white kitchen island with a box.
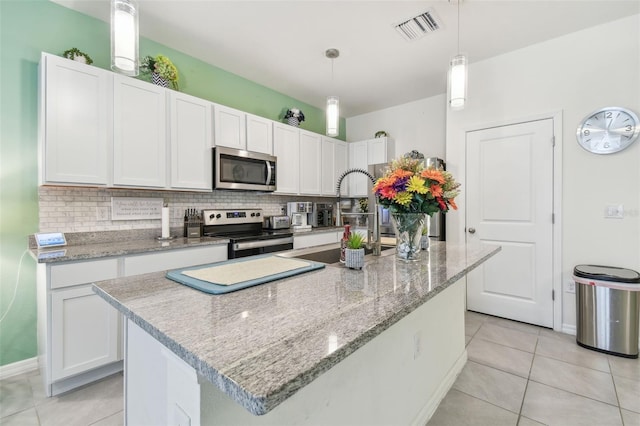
[93,241,500,425]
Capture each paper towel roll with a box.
[161,207,170,238]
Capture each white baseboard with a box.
[562,324,577,335]
[411,350,468,426]
[0,357,38,380]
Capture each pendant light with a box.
[448,0,467,109]
[111,0,139,76]
[325,48,340,137]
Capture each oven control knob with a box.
[251,213,255,217]
[216,214,221,219]
[209,214,215,220]
[256,212,261,217]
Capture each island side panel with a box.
[126,320,201,426]
[200,278,466,425]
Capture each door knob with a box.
[468,227,476,234]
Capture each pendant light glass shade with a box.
[326,95,340,137]
[448,54,467,109]
[111,0,139,76]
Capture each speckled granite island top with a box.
[92,241,500,416]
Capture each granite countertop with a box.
[29,226,344,264]
[92,241,500,416]
[29,228,229,264]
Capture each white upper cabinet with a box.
[335,140,349,197]
[169,92,213,191]
[246,113,273,154]
[299,130,322,195]
[213,104,246,150]
[113,75,167,188]
[273,122,300,195]
[40,53,111,186]
[368,137,395,165]
[321,137,336,196]
[348,141,369,197]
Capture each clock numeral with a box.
[625,125,633,132]
[605,111,613,119]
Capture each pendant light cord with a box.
[457,0,460,54]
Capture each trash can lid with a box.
[573,265,640,284]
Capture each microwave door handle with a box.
[265,161,272,185]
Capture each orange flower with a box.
[373,176,393,192]
[421,169,445,184]
[391,169,413,180]
[379,186,397,199]
[449,198,458,210]
[430,184,443,198]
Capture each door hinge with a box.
[551,136,556,147]
[552,289,555,301]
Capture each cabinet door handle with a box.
[468,227,476,234]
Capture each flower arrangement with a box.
[373,156,460,216]
[140,55,179,90]
[284,108,305,123]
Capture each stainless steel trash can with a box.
[573,265,640,358]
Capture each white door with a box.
[466,119,554,327]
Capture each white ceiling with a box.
[51,0,639,117]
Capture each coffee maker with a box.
[287,202,313,232]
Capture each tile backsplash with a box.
[38,187,335,233]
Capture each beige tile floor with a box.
[1,311,638,425]
[428,311,640,426]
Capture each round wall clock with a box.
[576,106,639,154]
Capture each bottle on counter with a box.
[340,225,351,263]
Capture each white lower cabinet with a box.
[124,245,227,276]
[51,285,120,381]
[293,232,341,249]
[37,244,228,397]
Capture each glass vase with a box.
[391,213,426,261]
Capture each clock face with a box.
[576,107,639,154]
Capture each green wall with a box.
[0,0,345,367]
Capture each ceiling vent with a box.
[394,10,441,41]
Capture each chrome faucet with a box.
[335,168,381,256]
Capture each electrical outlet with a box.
[566,280,575,294]
[96,207,109,221]
[413,331,422,359]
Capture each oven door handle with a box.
[233,237,293,251]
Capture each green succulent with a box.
[346,232,365,250]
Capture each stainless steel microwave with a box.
[212,147,277,191]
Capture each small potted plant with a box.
[140,54,179,90]
[63,48,93,65]
[345,232,365,270]
[284,108,305,127]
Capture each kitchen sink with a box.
[292,245,395,265]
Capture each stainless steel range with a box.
[202,209,293,259]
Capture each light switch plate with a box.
[604,204,624,219]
